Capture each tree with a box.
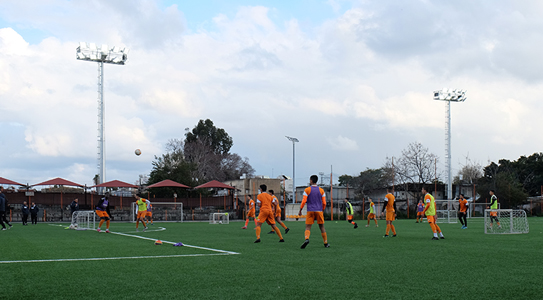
[147,139,196,198]
[338,168,390,200]
[384,142,440,199]
[185,119,233,155]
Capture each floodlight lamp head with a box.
[433,88,466,102]
[285,136,299,143]
[76,42,129,65]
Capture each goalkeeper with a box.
[95,193,111,233]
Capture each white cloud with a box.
[327,135,359,151]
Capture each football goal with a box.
[131,202,184,223]
[210,213,229,224]
[285,203,306,221]
[484,209,529,234]
[434,200,458,224]
[72,210,96,230]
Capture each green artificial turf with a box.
[1,218,542,299]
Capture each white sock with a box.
[433,232,438,238]
[439,232,444,237]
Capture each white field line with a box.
[0,253,234,264]
[109,231,240,255]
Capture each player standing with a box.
[242,194,257,229]
[95,193,111,233]
[269,190,289,234]
[299,175,329,249]
[488,190,501,229]
[344,198,358,229]
[145,200,154,225]
[416,199,425,223]
[458,194,468,229]
[366,198,378,227]
[421,186,444,240]
[254,184,284,243]
[381,188,397,237]
[134,194,148,232]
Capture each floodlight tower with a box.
[76,43,129,190]
[433,88,467,200]
[285,136,299,203]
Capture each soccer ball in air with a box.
[135,149,142,156]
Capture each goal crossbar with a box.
[210,213,229,224]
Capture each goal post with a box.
[484,209,529,234]
[285,203,306,221]
[209,213,229,224]
[434,200,458,223]
[131,202,184,223]
[72,210,96,230]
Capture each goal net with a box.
[131,202,183,223]
[285,203,306,221]
[484,209,529,234]
[209,213,229,224]
[434,200,458,223]
[72,210,96,230]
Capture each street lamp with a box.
[285,136,299,203]
[433,88,467,201]
[76,42,129,192]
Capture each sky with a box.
[1,0,543,188]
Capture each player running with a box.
[299,175,329,249]
[421,186,444,240]
[366,198,378,227]
[268,190,289,234]
[95,193,111,233]
[488,190,501,229]
[242,194,257,229]
[145,200,154,225]
[458,194,469,229]
[344,198,358,229]
[254,184,284,243]
[381,188,397,237]
[416,199,425,223]
[134,194,148,232]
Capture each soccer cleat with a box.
[267,230,275,234]
[241,226,247,229]
[432,237,439,240]
[383,235,389,238]
[416,221,419,223]
[254,239,261,243]
[1,228,6,231]
[376,225,379,227]
[392,234,397,237]
[463,227,468,229]
[97,228,101,232]
[105,229,110,233]
[143,227,147,232]
[285,228,290,234]
[354,223,358,229]
[440,236,445,239]
[301,239,310,249]
[324,243,330,248]
[365,225,369,227]
[279,239,285,242]
[9,225,12,229]
[135,229,139,232]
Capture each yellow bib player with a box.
[422,186,444,240]
[366,198,378,227]
[344,198,358,229]
[134,194,148,232]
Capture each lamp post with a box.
[76,43,129,193]
[433,88,467,201]
[285,136,299,203]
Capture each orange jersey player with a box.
[380,188,397,237]
[267,190,289,234]
[366,198,378,227]
[242,195,257,229]
[416,199,425,223]
[458,194,468,229]
[299,175,329,249]
[254,184,284,243]
[421,186,444,240]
